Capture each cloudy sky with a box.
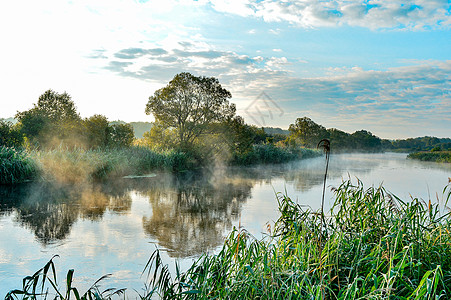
[1,0,450,139]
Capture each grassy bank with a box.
[231,144,320,165]
[6,180,451,299]
[0,146,196,185]
[407,151,451,163]
[0,145,320,185]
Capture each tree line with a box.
[1,90,134,149]
[1,72,449,156]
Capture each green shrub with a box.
[0,146,38,184]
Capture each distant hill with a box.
[109,120,153,138]
[129,122,153,138]
[0,117,17,124]
[263,127,289,136]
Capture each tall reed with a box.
[143,180,451,299]
[0,146,37,184]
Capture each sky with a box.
[0,0,450,139]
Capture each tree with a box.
[16,90,82,147]
[0,121,24,148]
[288,117,329,148]
[145,73,235,150]
[84,114,109,148]
[107,123,134,148]
[350,130,382,151]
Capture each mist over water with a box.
[1,153,450,295]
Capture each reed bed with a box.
[408,151,451,163]
[6,180,451,299]
[142,180,451,299]
[30,147,195,184]
[0,146,37,184]
[232,144,319,165]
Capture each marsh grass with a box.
[232,144,320,165]
[0,146,37,184]
[6,181,451,299]
[143,180,451,299]
[30,146,196,184]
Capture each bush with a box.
[0,146,38,184]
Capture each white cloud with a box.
[208,0,451,30]
[209,0,256,17]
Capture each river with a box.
[0,152,450,295]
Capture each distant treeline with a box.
[261,117,451,153]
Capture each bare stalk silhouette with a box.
[317,139,330,230]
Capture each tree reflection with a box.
[0,159,340,252]
[0,181,134,244]
[142,172,253,257]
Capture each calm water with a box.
[1,153,450,295]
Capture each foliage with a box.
[231,143,319,165]
[221,116,268,155]
[407,151,451,163]
[390,136,451,152]
[0,121,24,148]
[83,114,109,148]
[286,117,384,152]
[350,129,382,150]
[288,117,329,148]
[15,90,83,148]
[32,146,195,184]
[141,122,178,150]
[0,146,37,184]
[145,72,235,150]
[107,123,134,148]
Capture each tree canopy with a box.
[15,90,135,149]
[15,90,82,147]
[145,72,235,150]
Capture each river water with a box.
[1,153,450,295]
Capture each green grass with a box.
[231,144,320,165]
[30,146,197,184]
[407,151,451,163]
[0,146,38,184]
[1,145,319,185]
[7,180,451,299]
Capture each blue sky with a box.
[0,0,450,139]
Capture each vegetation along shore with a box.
[1,73,449,185]
[5,180,451,299]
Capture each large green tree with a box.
[145,73,235,150]
[16,90,82,147]
[84,114,110,148]
[288,117,329,148]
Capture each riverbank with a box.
[407,151,451,163]
[6,180,451,299]
[0,145,320,185]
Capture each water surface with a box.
[1,153,450,295]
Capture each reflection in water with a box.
[0,155,375,250]
[141,173,253,257]
[0,182,134,245]
[2,153,445,253]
